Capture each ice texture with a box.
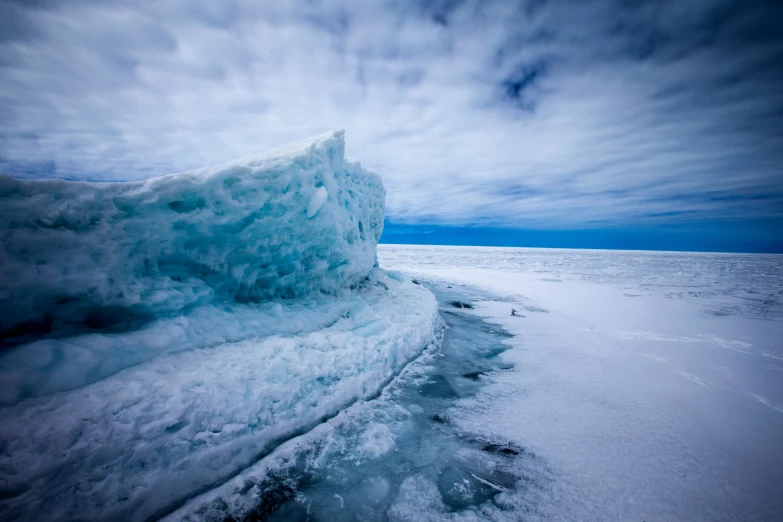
[0,133,441,522]
[0,130,384,339]
[159,282,519,522]
[0,269,439,522]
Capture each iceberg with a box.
[0,132,441,521]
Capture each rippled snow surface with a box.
[378,245,783,521]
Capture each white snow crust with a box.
[0,130,384,338]
[379,245,783,521]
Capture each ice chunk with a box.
[358,422,397,459]
[0,131,384,339]
[307,186,329,218]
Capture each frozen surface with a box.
[162,245,783,521]
[0,294,370,407]
[0,130,383,340]
[3,219,782,522]
[163,282,531,522]
[0,269,439,522]
[0,135,441,522]
[379,245,783,521]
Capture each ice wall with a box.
[0,131,384,339]
[0,132,442,521]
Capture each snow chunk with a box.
[0,131,384,339]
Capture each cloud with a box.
[0,0,781,230]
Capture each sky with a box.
[1,0,782,252]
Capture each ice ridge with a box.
[0,130,384,340]
[0,132,441,521]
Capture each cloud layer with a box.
[1,0,782,229]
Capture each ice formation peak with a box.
[0,131,385,340]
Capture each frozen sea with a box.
[165,245,783,521]
[378,245,783,522]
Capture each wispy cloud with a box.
[1,0,781,229]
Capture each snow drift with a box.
[0,130,383,340]
[0,132,441,522]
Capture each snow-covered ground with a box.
[378,245,783,521]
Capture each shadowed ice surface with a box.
[168,280,551,522]
[264,283,530,521]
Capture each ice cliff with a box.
[0,130,383,340]
[0,132,441,522]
